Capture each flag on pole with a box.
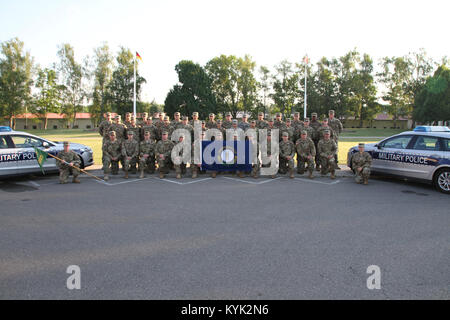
[303,55,309,64]
[33,146,48,174]
[136,52,143,62]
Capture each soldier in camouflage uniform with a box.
[122,131,139,178]
[352,143,372,185]
[238,114,250,131]
[295,130,316,179]
[109,115,127,141]
[317,130,337,179]
[282,118,295,142]
[261,131,276,179]
[155,131,175,179]
[279,132,296,178]
[158,116,173,141]
[139,112,148,127]
[126,118,142,142]
[256,112,268,130]
[292,112,304,132]
[155,113,165,132]
[191,132,204,179]
[222,112,233,130]
[310,113,322,171]
[266,117,276,137]
[56,141,81,184]
[173,135,188,179]
[141,118,158,142]
[171,112,183,130]
[124,112,132,128]
[206,113,217,129]
[317,118,336,142]
[98,112,113,141]
[139,131,156,178]
[190,112,202,128]
[178,116,194,141]
[328,109,343,168]
[103,131,122,181]
[274,112,286,133]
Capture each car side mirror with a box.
[376,144,381,150]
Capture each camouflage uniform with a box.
[329,114,344,166]
[56,147,81,184]
[281,125,295,142]
[126,124,142,142]
[318,137,337,177]
[103,138,122,176]
[139,139,156,176]
[141,123,158,141]
[352,149,372,184]
[296,136,316,176]
[155,139,175,175]
[222,119,233,130]
[238,121,250,132]
[279,135,296,177]
[310,116,322,169]
[109,122,127,142]
[317,126,336,142]
[206,120,217,129]
[256,119,268,130]
[122,137,139,176]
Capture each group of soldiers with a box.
[92,109,371,184]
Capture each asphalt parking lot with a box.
[0,168,449,300]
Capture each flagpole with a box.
[133,54,137,118]
[304,55,308,120]
[45,152,105,182]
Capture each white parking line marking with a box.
[294,177,341,185]
[27,181,40,188]
[156,177,213,185]
[222,176,283,185]
[94,177,154,186]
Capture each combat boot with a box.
[363,177,368,185]
[159,172,164,179]
[211,172,217,178]
[271,174,276,179]
[289,169,295,179]
[308,171,314,179]
[104,174,109,181]
[176,173,181,179]
[124,171,129,179]
[330,171,336,179]
[238,171,244,178]
[192,170,198,179]
[72,177,81,183]
[139,170,145,179]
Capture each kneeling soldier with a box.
[156,131,174,179]
[103,131,122,181]
[280,132,296,179]
[139,131,156,178]
[352,143,372,185]
[122,131,139,179]
[295,130,316,179]
[57,141,81,184]
[317,130,337,179]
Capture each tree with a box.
[33,68,62,129]
[236,55,257,115]
[107,47,146,116]
[413,65,450,123]
[164,60,216,119]
[270,60,299,118]
[90,43,113,126]
[257,65,271,115]
[0,38,34,128]
[56,43,87,128]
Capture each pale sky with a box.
[1,0,449,103]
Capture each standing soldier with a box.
[317,118,336,142]
[159,116,173,141]
[222,112,233,129]
[56,141,81,184]
[109,115,127,141]
[282,118,295,142]
[179,116,194,141]
[98,112,113,139]
[155,112,165,131]
[318,130,337,179]
[328,109,343,168]
[310,113,321,171]
[103,131,122,181]
[173,135,188,179]
[296,130,316,179]
[266,117,276,137]
[141,117,158,142]
[139,130,156,178]
[352,143,372,185]
[122,131,139,178]
[124,112,132,128]
[279,132,296,178]
[256,112,268,130]
[238,114,250,131]
[292,112,304,132]
[274,112,286,131]
[155,131,175,179]
[206,113,217,129]
[214,120,226,141]
[127,118,142,142]
[190,112,202,128]
[171,112,183,130]
[262,131,276,179]
[139,112,148,127]
[247,133,259,179]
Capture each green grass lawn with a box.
[22,128,398,166]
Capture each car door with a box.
[0,135,18,176]
[374,135,415,176]
[408,135,444,180]
[9,134,57,174]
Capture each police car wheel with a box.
[434,169,450,194]
[78,155,85,169]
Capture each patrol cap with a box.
[144,130,151,135]
[109,131,116,136]
[162,131,169,135]
[192,112,199,116]
[201,120,206,124]
[323,118,329,122]
[216,119,222,124]
[174,112,180,116]
[324,130,331,134]
[209,113,215,117]
[115,115,121,119]
[358,143,365,147]
[276,112,282,117]
[286,118,292,122]
[225,112,232,117]
[258,112,264,116]
[142,112,148,116]
[164,116,170,121]
[329,110,335,114]
[311,113,318,117]
[127,131,134,135]
[182,116,188,120]
[63,141,70,146]
[232,119,238,124]
[268,117,274,122]
[294,112,300,116]
[282,132,289,137]
[242,114,248,118]
[304,117,310,122]
[250,120,256,123]
[301,130,307,135]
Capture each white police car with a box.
[0,126,94,177]
[347,126,450,194]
